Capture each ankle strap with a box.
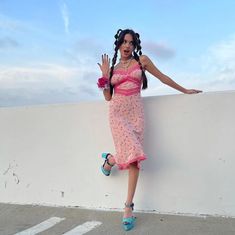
[105,154,114,167]
[106,158,114,167]
[125,202,134,210]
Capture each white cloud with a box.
[60,1,70,35]
[0,62,100,107]
[199,34,235,90]
[2,34,234,107]
[145,34,235,95]
[0,64,77,84]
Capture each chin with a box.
[122,54,132,58]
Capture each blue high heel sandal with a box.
[122,202,136,231]
[101,153,114,176]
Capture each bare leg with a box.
[103,154,116,171]
[124,162,139,218]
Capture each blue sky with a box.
[0,0,235,107]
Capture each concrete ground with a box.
[0,203,235,235]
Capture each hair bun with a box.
[115,29,122,39]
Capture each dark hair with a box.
[109,29,148,95]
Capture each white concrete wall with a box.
[0,91,235,217]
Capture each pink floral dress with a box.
[109,63,147,170]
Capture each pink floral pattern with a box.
[109,63,147,170]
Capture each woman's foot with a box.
[103,154,115,171]
[122,202,135,231]
[101,153,115,176]
[123,206,133,218]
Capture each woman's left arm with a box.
[140,55,202,94]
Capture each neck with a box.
[120,56,132,62]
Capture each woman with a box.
[97,28,202,231]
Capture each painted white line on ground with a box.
[63,221,102,235]
[13,217,65,235]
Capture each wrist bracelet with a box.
[97,76,110,90]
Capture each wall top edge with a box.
[0,90,234,110]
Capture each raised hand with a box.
[97,54,110,78]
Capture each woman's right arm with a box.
[98,54,112,101]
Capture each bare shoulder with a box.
[139,55,151,69]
